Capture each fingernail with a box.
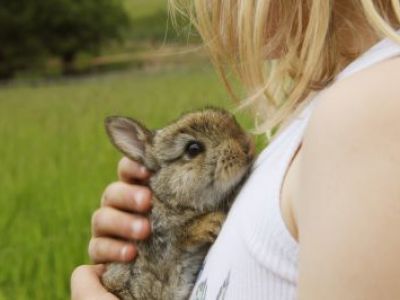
[140,166,148,175]
[135,191,145,207]
[121,246,128,260]
[132,220,144,236]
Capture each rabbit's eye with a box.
[185,141,204,158]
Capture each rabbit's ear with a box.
[105,116,154,167]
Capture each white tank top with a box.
[190,34,400,300]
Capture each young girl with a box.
[71,0,400,299]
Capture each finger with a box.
[92,207,151,240]
[88,237,137,264]
[71,265,117,300]
[101,182,152,213]
[118,157,150,183]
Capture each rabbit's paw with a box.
[101,262,131,295]
[184,212,226,248]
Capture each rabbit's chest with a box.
[131,232,208,300]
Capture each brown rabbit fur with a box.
[102,107,255,300]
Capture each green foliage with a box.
[122,0,167,18]
[0,1,46,79]
[0,0,199,79]
[0,0,130,78]
[37,0,130,74]
[128,10,199,45]
[122,0,198,44]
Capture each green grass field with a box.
[0,64,265,299]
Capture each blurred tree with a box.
[0,1,46,79]
[37,0,130,75]
[0,0,130,78]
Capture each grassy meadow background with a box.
[0,1,264,299]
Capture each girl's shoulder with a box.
[294,56,400,298]
[298,54,400,179]
[296,55,400,221]
[310,55,400,128]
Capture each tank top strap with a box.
[337,32,400,81]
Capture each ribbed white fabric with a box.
[189,34,400,300]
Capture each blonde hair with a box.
[169,0,400,133]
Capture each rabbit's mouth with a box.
[214,160,253,199]
[214,140,255,193]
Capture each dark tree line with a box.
[0,0,130,79]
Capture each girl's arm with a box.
[296,57,400,299]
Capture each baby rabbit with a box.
[102,107,255,300]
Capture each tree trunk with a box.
[0,52,14,80]
[62,52,76,75]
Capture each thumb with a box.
[71,265,117,300]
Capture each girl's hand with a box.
[71,265,117,300]
[89,157,153,263]
[71,158,152,299]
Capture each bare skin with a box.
[71,265,117,300]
